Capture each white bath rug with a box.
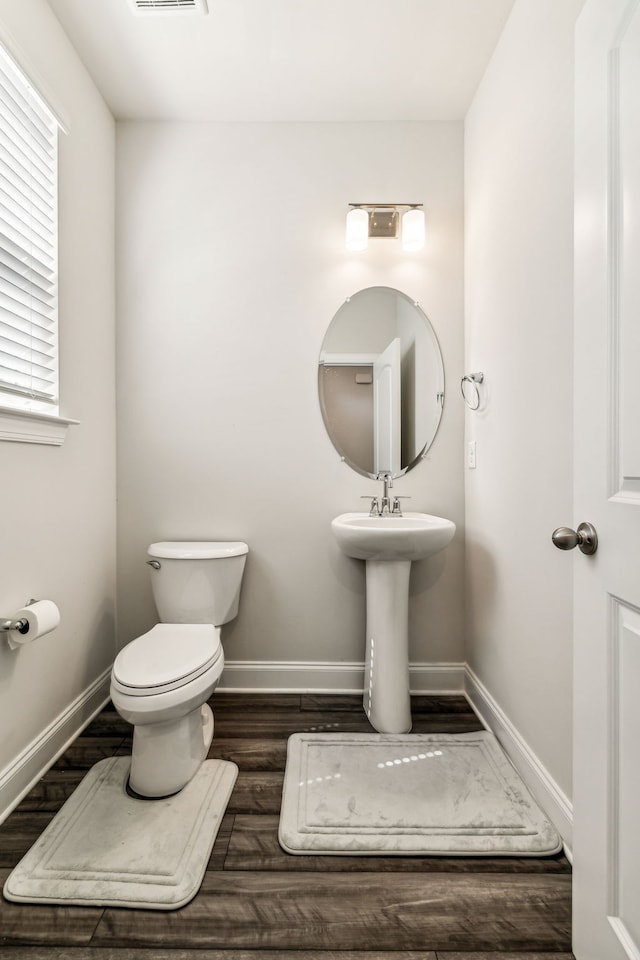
[279,731,561,856]
[4,756,237,910]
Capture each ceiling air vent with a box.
[127,0,208,14]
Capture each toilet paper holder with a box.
[1,599,38,635]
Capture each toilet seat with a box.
[112,623,222,696]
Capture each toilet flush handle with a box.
[146,560,161,570]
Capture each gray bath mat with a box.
[279,730,561,856]
[4,755,237,909]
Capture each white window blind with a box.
[0,43,59,414]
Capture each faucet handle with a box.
[391,496,411,515]
[361,495,380,516]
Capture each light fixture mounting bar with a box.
[127,0,209,14]
[348,203,423,209]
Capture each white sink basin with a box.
[331,511,456,562]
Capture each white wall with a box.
[0,0,116,811]
[116,122,465,677]
[464,0,584,799]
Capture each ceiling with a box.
[46,0,515,122]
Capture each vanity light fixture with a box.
[345,203,425,252]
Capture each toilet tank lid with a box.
[148,541,248,559]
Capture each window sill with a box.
[0,407,80,446]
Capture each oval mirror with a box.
[318,286,444,479]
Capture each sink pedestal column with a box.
[364,559,412,734]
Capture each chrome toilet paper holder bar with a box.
[1,599,38,634]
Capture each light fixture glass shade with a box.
[346,207,369,251]
[401,207,425,252]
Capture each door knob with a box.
[551,522,598,555]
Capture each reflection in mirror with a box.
[318,287,444,479]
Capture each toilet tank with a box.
[147,541,248,625]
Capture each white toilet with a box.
[110,540,248,798]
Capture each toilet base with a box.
[129,703,214,798]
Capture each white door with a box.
[573,1,640,957]
[373,337,401,476]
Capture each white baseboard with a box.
[464,665,573,852]
[0,668,111,827]
[218,660,466,695]
[409,662,466,694]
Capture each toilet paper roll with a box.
[7,600,61,650]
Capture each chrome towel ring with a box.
[460,372,484,410]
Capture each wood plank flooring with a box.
[0,693,574,959]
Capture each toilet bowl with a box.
[110,541,248,798]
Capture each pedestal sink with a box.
[332,512,455,734]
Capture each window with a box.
[0,42,59,417]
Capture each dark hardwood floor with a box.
[0,693,574,959]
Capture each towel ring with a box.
[461,372,484,410]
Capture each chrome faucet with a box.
[361,473,410,516]
[378,472,392,515]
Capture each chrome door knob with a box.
[551,522,598,555]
